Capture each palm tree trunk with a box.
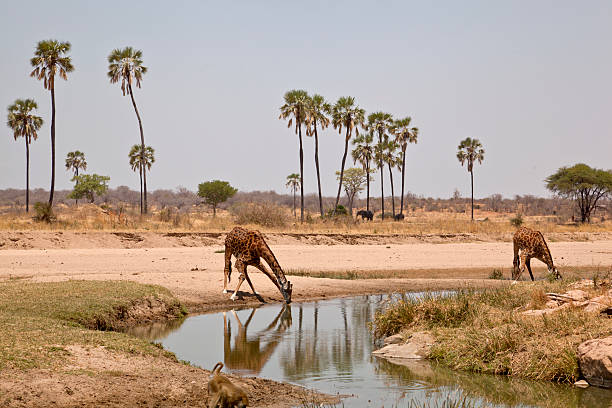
[313,122,324,217]
[293,187,296,217]
[25,137,29,213]
[49,80,56,206]
[75,168,79,207]
[388,162,396,217]
[138,166,143,213]
[470,169,474,221]
[378,131,384,220]
[334,128,351,214]
[128,83,147,214]
[298,123,304,223]
[366,162,370,212]
[400,149,406,215]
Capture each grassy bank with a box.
[372,282,612,383]
[0,280,186,369]
[287,266,597,281]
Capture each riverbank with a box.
[0,280,336,407]
[372,280,612,384]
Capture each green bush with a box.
[326,205,348,216]
[510,213,524,227]
[33,202,55,223]
[489,269,503,280]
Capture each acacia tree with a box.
[68,174,110,203]
[331,96,365,215]
[545,163,612,223]
[285,173,300,217]
[279,90,309,222]
[367,112,394,219]
[108,47,149,213]
[30,40,74,206]
[65,151,87,206]
[351,131,375,212]
[197,180,237,216]
[392,117,418,216]
[7,99,43,212]
[128,144,155,212]
[305,94,330,217]
[335,168,367,215]
[457,137,485,221]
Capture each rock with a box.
[578,336,612,388]
[373,331,434,360]
[383,333,404,346]
[565,290,589,302]
[545,300,560,309]
[574,380,589,388]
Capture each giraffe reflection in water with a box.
[223,305,292,375]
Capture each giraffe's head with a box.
[549,266,562,280]
[280,280,292,304]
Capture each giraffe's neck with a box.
[260,244,288,286]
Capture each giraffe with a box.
[512,226,561,281]
[224,227,293,303]
[223,306,292,374]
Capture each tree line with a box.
[6,40,153,214]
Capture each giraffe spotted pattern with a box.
[223,227,292,303]
[512,226,561,281]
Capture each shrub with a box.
[33,202,55,223]
[326,205,348,217]
[230,202,288,227]
[489,269,503,280]
[510,213,524,227]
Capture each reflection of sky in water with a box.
[139,294,612,408]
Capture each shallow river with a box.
[129,293,612,408]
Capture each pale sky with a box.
[1,1,611,199]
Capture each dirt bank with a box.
[0,346,334,407]
[2,230,612,250]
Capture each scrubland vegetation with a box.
[372,280,612,383]
[1,187,611,234]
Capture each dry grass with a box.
[2,203,612,235]
[372,281,612,383]
[0,280,185,369]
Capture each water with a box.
[128,293,612,408]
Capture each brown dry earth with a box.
[1,231,611,311]
[1,230,612,407]
[0,346,335,408]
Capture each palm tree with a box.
[366,112,393,219]
[392,117,418,216]
[305,94,330,217]
[108,47,149,214]
[330,97,365,215]
[351,131,374,212]
[6,99,43,212]
[457,137,485,221]
[279,90,309,222]
[376,138,400,217]
[129,144,155,212]
[285,173,300,217]
[65,151,87,206]
[30,40,74,206]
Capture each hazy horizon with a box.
[2,1,611,200]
